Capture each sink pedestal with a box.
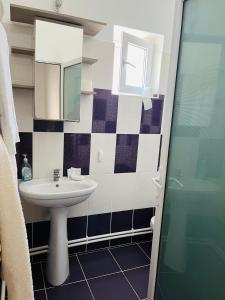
[46,207,69,286]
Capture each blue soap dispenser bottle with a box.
[22,154,32,181]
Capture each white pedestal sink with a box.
[19,177,97,286]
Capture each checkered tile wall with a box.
[16,88,164,180]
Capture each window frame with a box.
[119,32,153,96]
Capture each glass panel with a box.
[155,0,225,299]
[63,63,81,121]
[125,43,146,87]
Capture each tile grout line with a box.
[136,242,151,260]
[45,263,150,290]
[108,249,141,300]
[45,279,86,290]
[76,254,96,300]
[40,262,49,300]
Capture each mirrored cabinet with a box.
[10,4,106,122]
[35,19,83,121]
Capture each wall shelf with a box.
[10,4,107,36]
[82,57,98,65]
[12,82,34,90]
[11,46,98,65]
[11,46,35,56]
[81,91,95,95]
[12,82,94,95]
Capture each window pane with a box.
[125,43,147,88]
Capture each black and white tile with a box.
[17,89,163,254]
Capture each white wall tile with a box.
[85,172,157,216]
[87,174,112,215]
[64,94,93,133]
[136,134,161,173]
[116,95,142,134]
[33,132,64,178]
[68,201,89,218]
[14,89,33,132]
[89,134,116,175]
[110,172,157,212]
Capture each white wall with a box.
[2,0,176,93]
[1,0,176,223]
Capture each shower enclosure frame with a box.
[147,0,185,299]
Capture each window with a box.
[120,32,151,95]
[112,26,164,98]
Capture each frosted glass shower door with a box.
[154,0,225,299]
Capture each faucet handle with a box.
[53,169,60,173]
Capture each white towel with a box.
[0,23,20,158]
[0,134,34,300]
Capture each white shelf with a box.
[12,82,34,89]
[10,4,106,36]
[12,82,94,95]
[11,46,98,65]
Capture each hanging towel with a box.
[0,23,20,161]
[0,134,34,300]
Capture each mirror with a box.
[34,18,83,121]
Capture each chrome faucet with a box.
[53,169,61,182]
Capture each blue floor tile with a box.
[46,281,93,300]
[32,263,45,290]
[139,241,152,258]
[78,249,120,279]
[89,272,138,300]
[43,256,85,287]
[124,266,150,299]
[110,244,150,270]
[34,290,47,300]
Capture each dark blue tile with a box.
[88,213,111,237]
[33,120,64,132]
[111,210,133,233]
[34,290,47,300]
[68,216,87,241]
[32,263,45,290]
[44,256,85,288]
[87,240,109,251]
[26,223,32,248]
[32,253,48,263]
[47,281,93,300]
[69,245,86,255]
[140,97,164,134]
[139,241,152,258]
[110,237,132,247]
[89,272,138,300]
[63,133,91,175]
[114,134,139,173]
[110,244,149,270]
[133,208,154,229]
[92,88,118,133]
[78,249,119,279]
[132,233,152,243]
[33,221,50,247]
[16,132,32,179]
[124,266,150,299]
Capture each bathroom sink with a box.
[19,177,97,287]
[19,177,97,207]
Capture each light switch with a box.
[98,150,103,162]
